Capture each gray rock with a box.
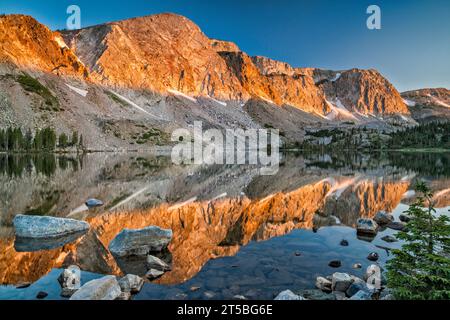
[315,276,332,292]
[15,282,31,289]
[374,211,394,225]
[233,295,248,300]
[356,218,378,235]
[352,263,362,269]
[346,282,369,297]
[387,221,406,231]
[115,292,132,300]
[85,199,104,208]
[349,290,372,300]
[299,289,336,300]
[274,290,305,300]
[61,288,78,298]
[328,260,341,268]
[58,266,81,289]
[332,291,348,300]
[146,255,171,271]
[70,276,121,300]
[399,214,412,223]
[109,226,173,258]
[340,239,349,246]
[332,272,353,292]
[204,291,216,299]
[367,252,379,261]
[118,274,144,293]
[145,268,164,280]
[381,293,395,300]
[36,291,48,299]
[381,235,398,243]
[13,214,89,239]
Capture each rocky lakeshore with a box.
[7,210,402,300]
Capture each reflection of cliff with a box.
[0,230,118,285]
[323,177,411,226]
[1,156,448,286]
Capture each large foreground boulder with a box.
[13,214,89,238]
[109,226,173,257]
[70,276,121,300]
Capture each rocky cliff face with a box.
[0,15,87,77]
[317,68,409,115]
[402,88,450,122]
[62,14,247,101]
[59,13,408,117]
[0,12,444,150]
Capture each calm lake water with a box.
[0,151,449,300]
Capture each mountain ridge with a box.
[0,13,448,150]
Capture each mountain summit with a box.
[0,13,446,150]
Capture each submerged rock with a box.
[109,226,173,258]
[340,239,349,246]
[356,218,378,235]
[328,260,342,268]
[374,211,394,225]
[36,291,48,299]
[146,255,171,271]
[274,290,305,300]
[367,252,379,261]
[352,263,362,269]
[387,221,406,231]
[70,275,121,300]
[399,214,412,223]
[118,274,144,294]
[381,235,398,243]
[13,214,89,239]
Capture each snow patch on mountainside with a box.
[403,99,416,107]
[209,97,227,106]
[325,99,359,121]
[66,84,88,97]
[330,73,341,82]
[110,90,166,120]
[168,89,197,103]
[258,96,275,105]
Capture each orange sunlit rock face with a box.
[0,176,414,286]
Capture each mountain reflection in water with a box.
[0,152,449,298]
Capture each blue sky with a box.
[1,0,449,92]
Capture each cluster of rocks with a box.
[356,211,406,241]
[60,270,145,300]
[275,265,393,301]
[12,216,174,300]
[53,225,174,300]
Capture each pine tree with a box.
[24,129,33,150]
[0,129,5,151]
[58,133,68,148]
[71,131,78,147]
[387,181,450,300]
